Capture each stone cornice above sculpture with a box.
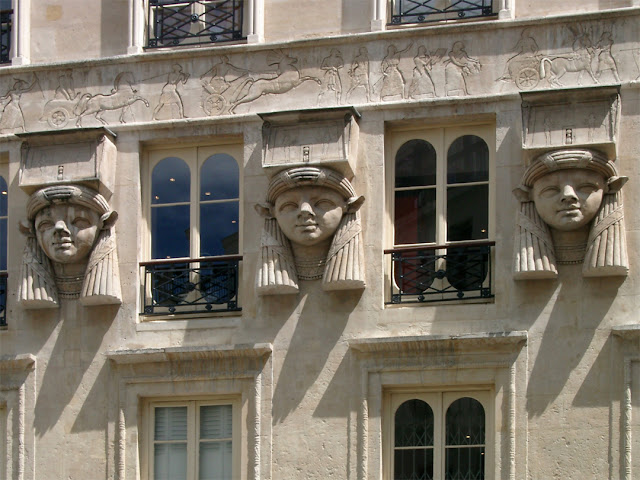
[513,148,628,279]
[255,108,365,294]
[16,128,122,307]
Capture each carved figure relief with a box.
[444,41,481,96]
[255,167,365,294]
[41,70,80,129]
[513,149,628,279]
[200,55,249,116]
[540,25,598,87]
[346,47,371,103]
[499,28,542,90]
[74,72,149,127]
[153,64,190,120]
[229,50,321,114]
[595,31,620,83]
[377,43,413,101]
[408,46,445,99]
[0,74,38,134]
[19,184,122,307]
[317,49,344,105]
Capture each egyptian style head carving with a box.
[19,184,122,307]
[513,149,628,279]
[255,166,365,294]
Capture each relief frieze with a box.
[0,15,637,135]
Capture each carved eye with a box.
[538,186,560,198]
[36,220,54,232]
[72,217,92,229]
[278,202,299,213]
[315,199,337,210]
[577,183,599,195]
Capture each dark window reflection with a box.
[394,399,434,480]
[200,202,239,256]
[0,176,7,216]
[395,139,437,188]
[395,189,436,245]
[152,157,190,205]
[445,397,485,480]
[447,185,488,241]
[200,154,239,201]
[152,205,190,259]
[447,135,489,184]
[0,176,6,272]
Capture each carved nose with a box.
[54,220,71,234]
[299,201,314,216]
[561,185,579,202]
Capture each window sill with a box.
[137,311,241,331]
[385,296,494,308]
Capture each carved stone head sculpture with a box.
[19,184,122,307]
[255,166,365,294]
[513,149,628,279]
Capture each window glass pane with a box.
[199,441,233,480]
[200,405,233,440]
[152,205,190,258]
[154,443,187,480]
[0,176,7,216]
[0,218,6,271]
[447,135,489,184]
[200,202,239,256]
[154,406,188,441]
[394,448,434,480]
[200,154,239,201]
[395,189,436,245]
[445,446,485,480]
[0,0,10,10]
[395,400,434,447]
[395,140,437,188]
[152,157,190,205]
[446,398,485,446]
[446,185,488,242]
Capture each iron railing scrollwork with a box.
[0,272,6,327]
[386,241,494,304]
[391,0,495,25]
[141,255,241,315]
[147,0,244,48]
[0,8,12,64]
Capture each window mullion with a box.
[436,130,446,246]
[190,150,199,259]
[188,401,197,480]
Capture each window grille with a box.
[0,4,11,63]
[147,0,244,48]
[391,0,495,25]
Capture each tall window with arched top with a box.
[387,125,494,302]
[386,391,490,480]
[144,145,242,315]
[0,175,6,327]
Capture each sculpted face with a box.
[273,186,347,246]
[532,169,605,231]
[35,203,102,264]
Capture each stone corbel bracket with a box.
[520,85,620,165]
[17,127,117,199]
[259,106,360,179]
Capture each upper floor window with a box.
[387,391,490,480]
[390,0,496,25]
[0,0,12,63]
[386,125,494,303]
[147,0,245,48]
[0,175,6,327]
[142,144,242,316]
[149,398,239,480]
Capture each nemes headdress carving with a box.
[19,184,122,308]
[513,148,628,279]
[256,166,366,294]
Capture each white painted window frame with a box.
[8,0,29,65]
[128,0,264,54]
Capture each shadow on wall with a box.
[271,284,362,424]
[526,270,623,418]
[34,303,118,436]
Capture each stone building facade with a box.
[0,1,640,479]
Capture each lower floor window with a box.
[387,390,490,480]
[150,399,237,480]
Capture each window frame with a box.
[145,396,241,480]
[388,0,498,27]
[384,388,493,480]
[144,142,243,263]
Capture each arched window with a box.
[445,397,486,479]
[0,175,6,327]
[394,399,434,479]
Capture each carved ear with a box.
[512,186,531,203]
[254,203,274,219]
[346,195,365,213]
[101,211,118,230]
[607,176,628,193]
[19,219,33,236]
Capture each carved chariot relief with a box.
[255,166,365,294]
[513,149,628,279]
[19,184,122,307]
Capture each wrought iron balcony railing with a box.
[0,272,6,327]
[391,0,496,25]
[147,0,244,48]
[140,255,242,315]
[385,242,494,304]
[0,8,12,64]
